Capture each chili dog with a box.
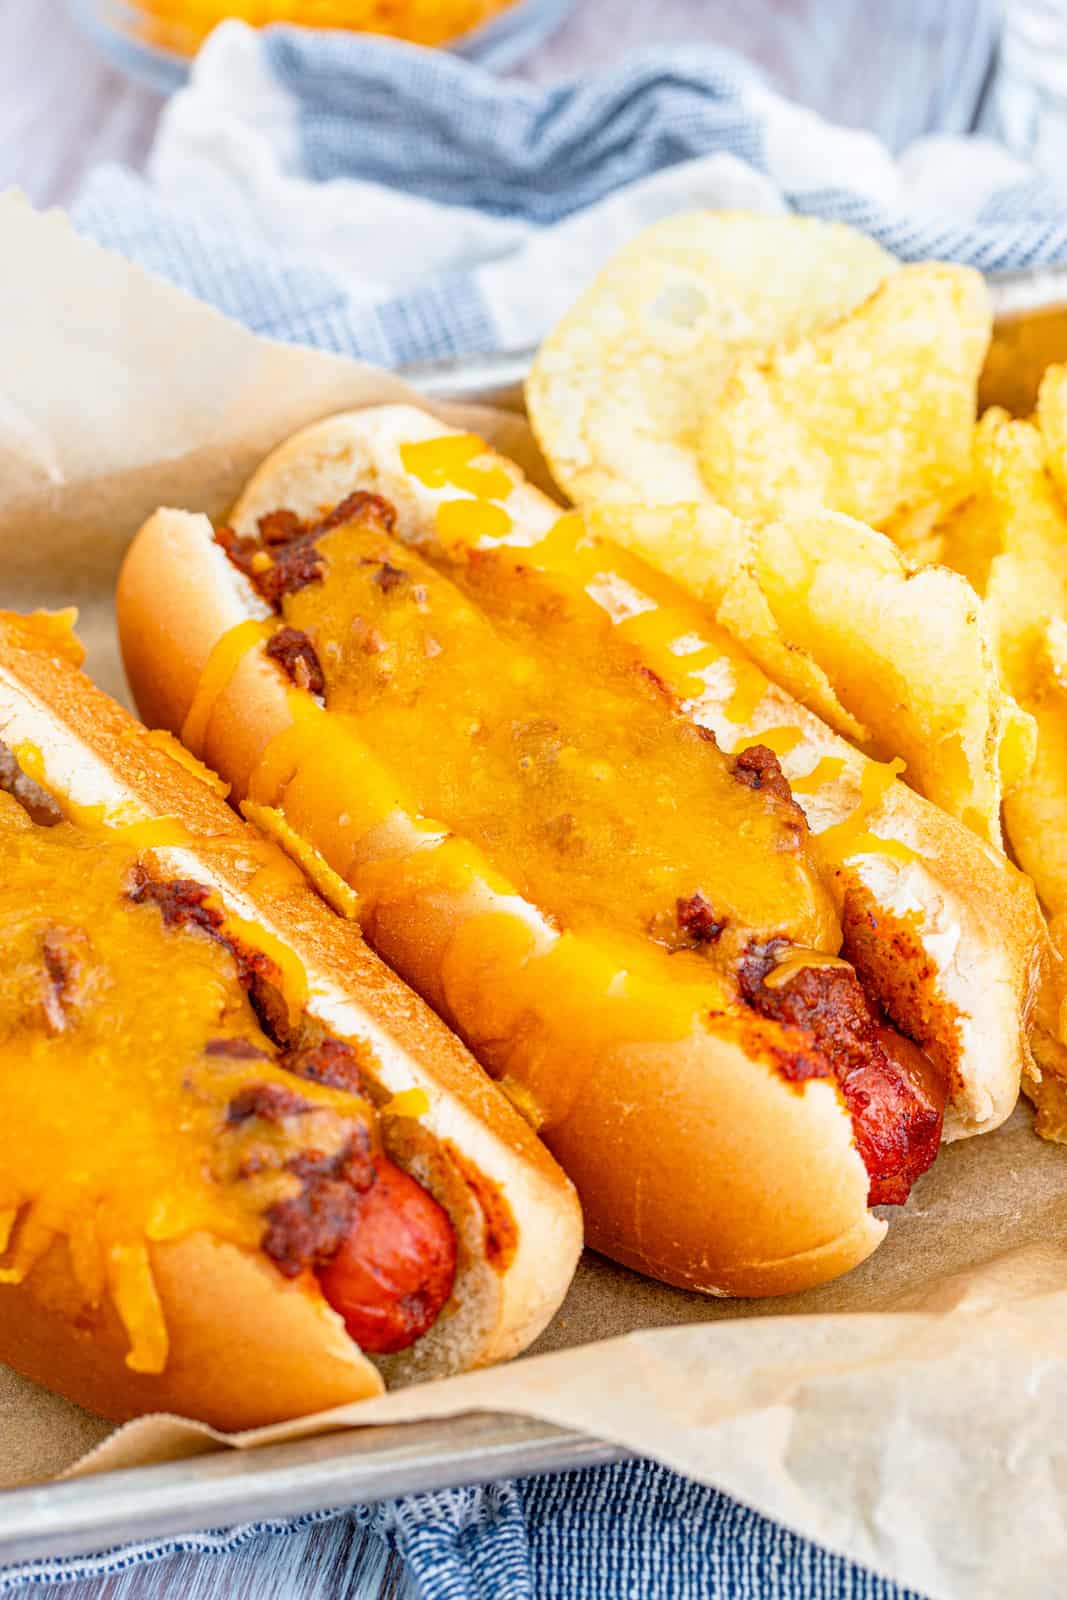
[0,610,581,1427]
[116,408,1044,1296]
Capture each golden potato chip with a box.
[698,264,990,531]
[1026,862,1067,1143]
[966,412,1067,692]
[1028,929,1067,1142]
[880,487,971,567]
[1037,362,1067,503]
[1004,680,1067,916]
[585,500,1029,838]
[1046,615,1067,685]
[935,494,1000,596]
[934,408,1067,911]
[987,554,1067,919]
[751,512,1032,843]
[583,500,868,743]
[526,211,893,508]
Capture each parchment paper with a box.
[2,190,1067,1600]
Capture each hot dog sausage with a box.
[318,1160,457,1353]
[740,946,946,1205]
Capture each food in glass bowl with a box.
[126,0,521,53]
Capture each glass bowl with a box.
[73,0,575,91]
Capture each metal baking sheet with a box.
[0,1415,623,1565]
[4,259,1067,1567]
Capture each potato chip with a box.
[583,500,868,743]
[1046,615,1067,686]
[931,407,1067,909]
[1003,672,1067,917]
[993,597,1067,917]
[964,412,1067,693]
[1028,931,1067,1142]
[586,500,1029,838]
[988,544,1067,917]
[880,486,971,567]
[698,264,990,532]
[1037,362,1067,503]
[934,496,1000,596]
[752,512,1032,843]
[526,211,893,508]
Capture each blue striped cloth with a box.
[3,1462,924,1598]
[10,15,1067,1597]
[70,20,1067,376]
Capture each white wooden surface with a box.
[0,2,996,1595]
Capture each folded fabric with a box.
[73,17,1067,376]
[9,18,1060,1600]
[1,1461,924,1597]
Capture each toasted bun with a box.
[0,1236,379,1431]
[0,621,582,1424]
[118,520,892,1299]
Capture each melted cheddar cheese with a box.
[401,435,515,500]
[277,519,839,970]
[491,515,918,870]
[0,788,373,1373]
[182,619,275,756]
[0,609,85,667]
[364,447,921,880]
[816,758,917,869]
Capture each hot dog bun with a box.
[0,611,582,1427]
[116,409,1043,1297]
[224,406,1043,1137]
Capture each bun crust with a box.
[0,1235,379,1430]
[0,623,582,1423]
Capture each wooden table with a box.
[0,1,1000,1594]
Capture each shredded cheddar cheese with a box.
[144,729,232,798]
[108,1241,169,1374]
[181,619,274,757]
[400,434,513,500]
[382,1088,431,1120]
[241,800,360,919]
[423,501,776,729]
[790,756,848,795]
[0,787,372,1373]
[735,727,804,759]
[435,498,513,544]
[268,511,840,968]
[127,2,521,58]
[763,947,854,990]
[0,609,85,667]
[722,660,770,724]
[817,758,919,868]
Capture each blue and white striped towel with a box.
[72,17,1067,375]
[2,1462,925,1598]
[9,16,1067,1597]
